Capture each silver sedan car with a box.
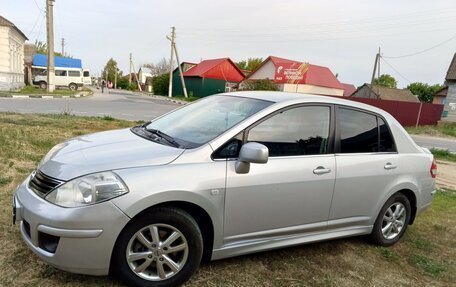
[13,92,436,287]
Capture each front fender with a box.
[111,163,226,248]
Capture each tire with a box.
[69,83,78,91]
[369,193,411,246]
[39,81,47,89]
[111,208,203,287]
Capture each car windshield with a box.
[141,95,272,148]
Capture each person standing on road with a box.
[101,79,106,93]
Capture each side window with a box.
[55,70,67,77]
[212,133,243,159]
[247,106,330,157]
[378,118,396,152]
[83,71,90,77]
[339,108,378,153]
[68,71,81,77]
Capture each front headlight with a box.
[45,171,129,207]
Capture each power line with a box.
[380,56,412,84]
[383,35,456,59]
[32,0,44,12]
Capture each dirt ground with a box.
[436,160,456,190]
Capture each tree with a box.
[236,57,263,71]
[143,58,171,76]
[373,74,397,89]
[240,79,278,91]
[407,82,443,103]
[34,40,66,57]
[152,73,169,96]
[102,58,122,83]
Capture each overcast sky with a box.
[2,0,456,87]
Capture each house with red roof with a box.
[243,56,347,97]
[172,58,245,97]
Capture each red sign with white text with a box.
[274,62,309,84]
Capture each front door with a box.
[223,105,336,244]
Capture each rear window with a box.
[338,108,396,153]
[379,118,396,152]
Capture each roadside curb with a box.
[0,91,93,99]
[148,94,187,105]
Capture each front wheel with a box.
[111,208,203,287]
[39,81,47,89]
[68,83,78,91]
[369,193,411,246]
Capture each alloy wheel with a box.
[126,223,189,281]
[381,202,406,240]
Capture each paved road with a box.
[0,89,180,121]
[1,91,454,152]
[411,135,456,153]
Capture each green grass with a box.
[0,112,455,286]
[431,148,456,162]
[0,86,93,96]
[406,122,456,138]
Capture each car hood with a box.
[38,128,185,181]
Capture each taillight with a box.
[430,158,437,179]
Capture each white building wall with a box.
[247,60,275,79]
[283,83,344,97]
[0,26,26,90]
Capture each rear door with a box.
[329,106,399,228]
[223,105,336,244]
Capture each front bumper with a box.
[13,175,131,275]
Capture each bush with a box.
[152,73,169,96]
[116,78,137,91]
[240,79,278,91]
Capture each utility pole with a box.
[173,42,188,98]
[46,0,55,92]
[370,47,380,88]
[130,55,142,91]
[167,27,176,98]
[114,65,117,89]
[61,38,65,56]
[129,53,132,85]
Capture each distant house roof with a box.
[33,54,82,68]
[247,56,344,90]
[183,58,245,82]
[341,83,357,97]
[0,15,28,40]
[434,86,448,97]
[173,62,197,74]
[445,53,456,81]
[359,84,420,102]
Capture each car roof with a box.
[221,91,391,117]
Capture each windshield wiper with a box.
[143,127,180,148]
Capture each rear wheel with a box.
[111,208,203,287]
[370,193,411,246]
[39,81,47,89]
[68,83,78,91]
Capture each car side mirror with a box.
[235,142,269,174]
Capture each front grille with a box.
[29,170,64,197]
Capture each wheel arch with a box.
[112,199,216,267]
[396,189,417,224]
[147,201,214,263]
[374,180,419,226]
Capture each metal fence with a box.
[347,97,444,127]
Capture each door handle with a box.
[384,163,397,170]
[313,166,331,175]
